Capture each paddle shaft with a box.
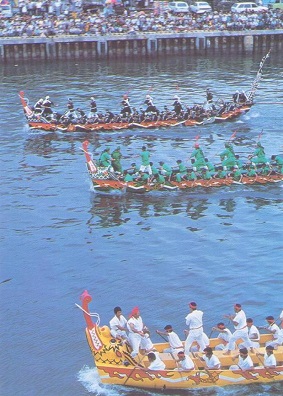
[192,352,216,381]
[123,353,147,386]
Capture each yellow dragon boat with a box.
[78,291,283,391]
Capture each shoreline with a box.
[1,29,283,61]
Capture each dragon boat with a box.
[82,141,283,194]
[20,52,270,133]
[78,291,283,391]
[19,92,251,133]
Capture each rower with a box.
[229,348,254,371]
[256,346,277,369]
[111,147,123,174]
[220,142,237,170]
[172,95,183,116]
[144,95,159,115]
[65,98,77,119]
[34,98,44,114]
[121,95,131,116]
[159,161,172,180]
[213,322,235,351]
[238,90,248,104]
[42,95,54,117]
[109,306,129,342]
[260,316,282,349]
[190,143,206,171]
[184,302,206,354]
[232,90,240,103]
[195,347,221,370]
[88,96,97,118]
[206,88,213,103]
[147,352,166,370]
[123,170,134,182]
[175,160,187,182]
[156,324,183,355]
[239,318,260,349]
[249,142,269,166]
[271,155,283,174]
[176,351,195,371]
[99,147,112,168]
[223,303,254,355]
[76,108,87,123]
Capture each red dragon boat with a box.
[19,52,270,133]
[82,141,283,194]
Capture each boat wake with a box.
[77,366,120,395]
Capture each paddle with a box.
[192,352,217,382]
[123,353,147,386]
[255,348,276,375]
[156,331,179,368]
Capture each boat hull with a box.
[96,363,283,390]
[89,174,283,193]
[85,324,283,390]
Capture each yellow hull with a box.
[79,291,283,391]
[96,363,283,390]
[85,325,283,390]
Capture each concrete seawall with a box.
[1,30,282,61]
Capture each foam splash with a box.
[77,366,120,395]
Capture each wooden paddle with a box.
[123,353,147,386]
[192,352,217,382]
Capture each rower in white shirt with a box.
[256,345,277,368]
[184,301,206,354]
[239,318,260,349]
[156,324,184,355]
[213,322,235,351]
[224,304,253,355]
[109,306,129,342]
[230,347,254,371]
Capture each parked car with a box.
[190,1,212,13]
[167,1,190,13]
[82,0,104,13]
[213,0,234,12]
[231,2,268,12]
[268,0,283,9]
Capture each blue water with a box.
[0,51,283,396]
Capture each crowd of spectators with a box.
[0,1,283,38]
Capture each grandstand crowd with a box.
[0,1,283,38]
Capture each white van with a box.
[167,2,190,13]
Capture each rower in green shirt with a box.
[159,161,172,179]
[213,166,227,179]
[99,148,112,167]
[140,146,152,175]
[220,142,236,170]
[190,143,206,170]
[156,173,166,184]
[271,155,283,173]
[187,170,197,181]
[111,146,123,173]
[175,160,187,182]
[123,170,134,182]
[231,166,243,182]
[249,142,268,165]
